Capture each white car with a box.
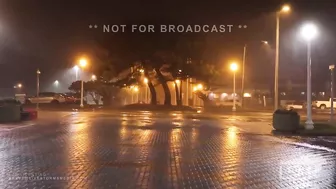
[285,101,305,110]
[25,92,66,104]
[216,99,242,107]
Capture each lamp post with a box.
[78,58,88,108]
[241,40,268,108]
[54,80,59,92]
[241,45,247,108]
[36,69,40,110]
[300,23,318,129]
[274,4,291,110]
[230,62,238,111]
[330,65,335,121]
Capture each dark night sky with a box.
[1,0,336,94]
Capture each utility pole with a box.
[274,12,280,110]
[330,65,335,121]
[36,69,41,110]
[241,44,247,108]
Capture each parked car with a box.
[63,93,78,104]
[285,101,305,110]
[64,92,86,104]
[25,92,66,104]
[216,99,242,107]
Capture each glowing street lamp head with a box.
[300,23,318,41]
[230,63,238,72]
[281,5,290,12]
[91,75,97,80]
[73,65,79,71]
[37,69,41,74]
[197,84,203,90]
[17,83,22,88]
[262,41,268,44]
[54,80,59,85]
[175,79,180,84]
[133,86,139,92]
[79,58,88,68]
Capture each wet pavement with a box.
[0,111,336,188]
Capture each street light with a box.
[73,65,79,81]
[274,4,291,110]
[230,62,238,111]
[329,65,335,122]
[300,22,318,129]
[91,74,97,81]
[17,83,22,88]
[197,84,203,90]
[79,58,87,68]
[78,58,88,108]
[241,40,269,108]
[36,69,41,110]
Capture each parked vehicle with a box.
[63,93,79,104]
[216,99,242,107]
[25,92,66,104]
[64,92,86,104]
[285,101,305,110]
[314,98,336,109]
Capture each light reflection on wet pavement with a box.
[0,111,335,188]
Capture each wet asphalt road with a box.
[0,111,336,188]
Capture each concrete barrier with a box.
[273,109,300,132]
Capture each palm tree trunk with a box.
[174,81,182,106]
[144,68,157,105]
[148,81,157,105]
[155,68,171,105]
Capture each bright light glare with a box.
[73,65,79,71]
[230,63,238,71]
[243,93,252,97]
[175,79,180,84]
[262,41,268,44]
[144,78,148,84]
[133,86,139,92]
[281,5,290,12]
[79,58,87,68]
[300,23,318,41]
[54,80,59,85]
[91,75,97,80]
[197,84,203,90]
[17,83,22,88]
[193,86,198,92]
